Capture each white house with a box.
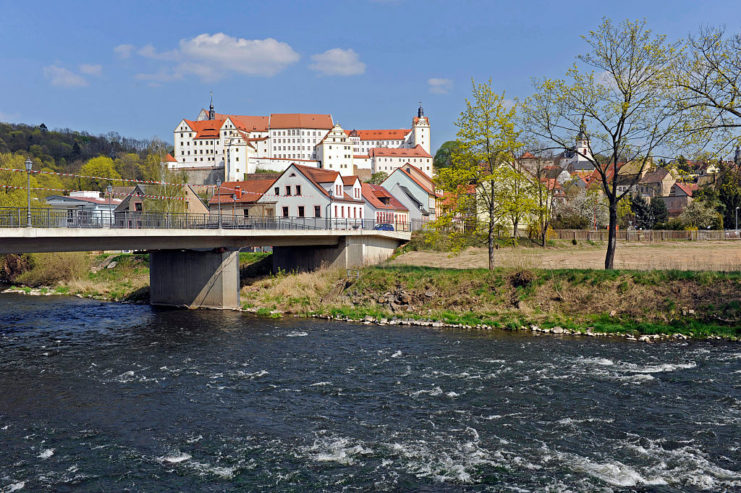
[257,163,364,222]
[46,191,122,226]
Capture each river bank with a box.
[2,252,739,340]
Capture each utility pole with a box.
[216,179,222,228]
[25,158,32,227]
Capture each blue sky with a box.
[1,0,739,153]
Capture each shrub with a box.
[509,269,535,288]
[14,252,89,287]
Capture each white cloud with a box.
[428,78,453,94]
[309,48,365,76]
[114,44,135,59]
[132,33,300,82]
[79,64,102,76]
[43,65,88,88]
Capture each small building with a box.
[45,191,122,227]
[208,178,277,219]
[661,182,698,217]
[113,183,209,227]
[381,163,440,225]
[637,167,675,199]
[256,163,365,222]
[362,183,409,227]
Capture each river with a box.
[0,293,739,491]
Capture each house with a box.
[361,183,409,227]
[637,167,675,199]
[45,191,122,226]
[381,163,441,225]
[208,178,277,219]
[113,184,209,227]
[661,182,698,217]
[256,163,364,222]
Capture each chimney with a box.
[235,185,242,200]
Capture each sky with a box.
[0,0,739,153]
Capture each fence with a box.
[0,207,413,233]
[553,229,740,241]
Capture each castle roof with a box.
[270,113,333,129]
[345,129,410,141]
[369,144,432,158]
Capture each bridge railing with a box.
[0,207,412,233]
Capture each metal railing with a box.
[553,228,740,241]
[0,207,413,233]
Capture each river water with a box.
[0,294,739,492]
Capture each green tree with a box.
[523,18,681,269]
[493,162,537,240]
[366,172,388,185]
[650,198,668,226]
[78,156,121,191]
[680,200,723,229]
[433,141,462,170]
[437,79,522,269]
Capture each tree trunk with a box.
[488,217,495,270]
[512,218,519,241]
[540,220,548,247]
[604,200,618,269]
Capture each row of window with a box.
[274,185,302,197]
[280,205,363,219]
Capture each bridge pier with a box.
[272,235,400,272]
[149,249,240,310]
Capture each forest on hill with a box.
[0,121,184,208]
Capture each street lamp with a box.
[216,179,222,229]
[736,206,739,231]
[107,185,113,228]
[24,158,32,227]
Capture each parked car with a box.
[374,223,394,231]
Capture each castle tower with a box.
[412,102,430,154]
[208,92,215,120]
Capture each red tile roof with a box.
[345,129,410,141]
[185,119,225,139]
[361,183,408,212]
[390,162,440,197]
[673,182,698,197]
[225,115,269,132]
[521,151,536,159]
[341,176,360,186]
[369,145,432,158]
[289,164,363,203]
[165,154,178,162]
[210,179,276,204]
[270,113,333,129]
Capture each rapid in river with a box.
[0,293,739,491]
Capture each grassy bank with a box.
[2,251,739,339]
[241,265,741,339]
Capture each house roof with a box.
[361,183,408,212]
[386,163,439,198]
[225,115,270,132]
[639,167,671,184]
[345,129,410,141]
[521,151,536,159]
[341,176,360,186]
[289,164,363,203]
[210,179,276,205]
[270,113,333,129]
[46,195,122,206]
[673,182,698,197]
[184,119,226,139]
[369,144,432,158]
[165,153,178,163]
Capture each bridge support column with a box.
[149,249,240,309]
[272,235,399,272]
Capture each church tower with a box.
[412,102,431,155]
[575,119,592,162]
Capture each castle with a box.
[168,99,432,182]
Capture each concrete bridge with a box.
[0,209,410,310]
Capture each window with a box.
[282,207,289,217]
[135,202,142,212]
[334,205,338,217]
[244,209,249,218]
[296,185,302,196]
[298,206,304,217]
[314,205,321,217]
[285,186,291,196]
[274,187,279,196]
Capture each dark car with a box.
[374,223,394,231]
